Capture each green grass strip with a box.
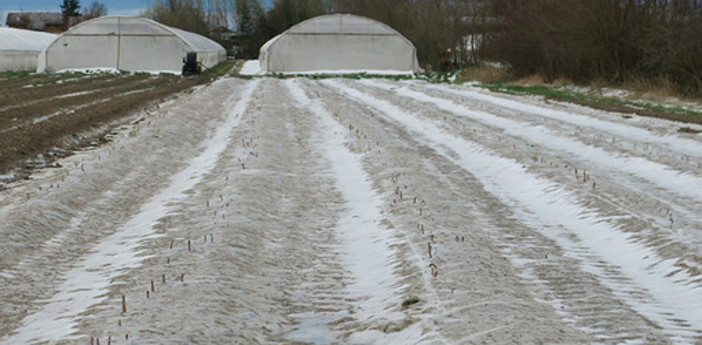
[480,83,702,119]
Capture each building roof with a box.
[6,12,86,31]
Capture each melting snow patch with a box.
[240,59,414,77]
[283,313,341,345]
[56,68,122,74]
[239,60,264,75]
[283,69,415,76]
[54,68,179,75]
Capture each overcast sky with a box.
[0,0,274,26]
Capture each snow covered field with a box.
[0,77,701,344]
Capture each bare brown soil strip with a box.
[0,76,150,124]
[0,73,68,90]
[0,75,210,184]
[0,74,120,107]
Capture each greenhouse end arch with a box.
[0,28,56,71]
[39,16,226,73]
[259,14,419,73]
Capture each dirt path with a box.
[0,77,701,344]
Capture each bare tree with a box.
[483,0,702,96]
[234,0,263,35]
[230,0,265,58]
[206,0,230,30]
[228,0,324,58]
[261,0,324,35]
[146,0,209,36]
[85,0,107,18]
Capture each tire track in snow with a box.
[287,79,448,344]
[0,79,261,344]
[325,79,702,343]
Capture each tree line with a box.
[145,0,492,67]
[148,0,700,96]
[485,0,702,96]
[60,0,107,18]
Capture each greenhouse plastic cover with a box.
[259,14,419,73]
[63,17,223,52]
[0,28,57,71]
[40,16,225,73]
[0,27,56,51]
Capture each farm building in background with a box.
[0,28,57,71]
[38,17,226,74]
[259,14,419,73]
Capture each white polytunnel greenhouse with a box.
[0,28,57,71]
[259,14,419,73]
[38,16,226,73]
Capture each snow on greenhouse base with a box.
[239,60,264,75]
[283,69,415,76]
[238,59,415,76]
[54,68,180,75]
